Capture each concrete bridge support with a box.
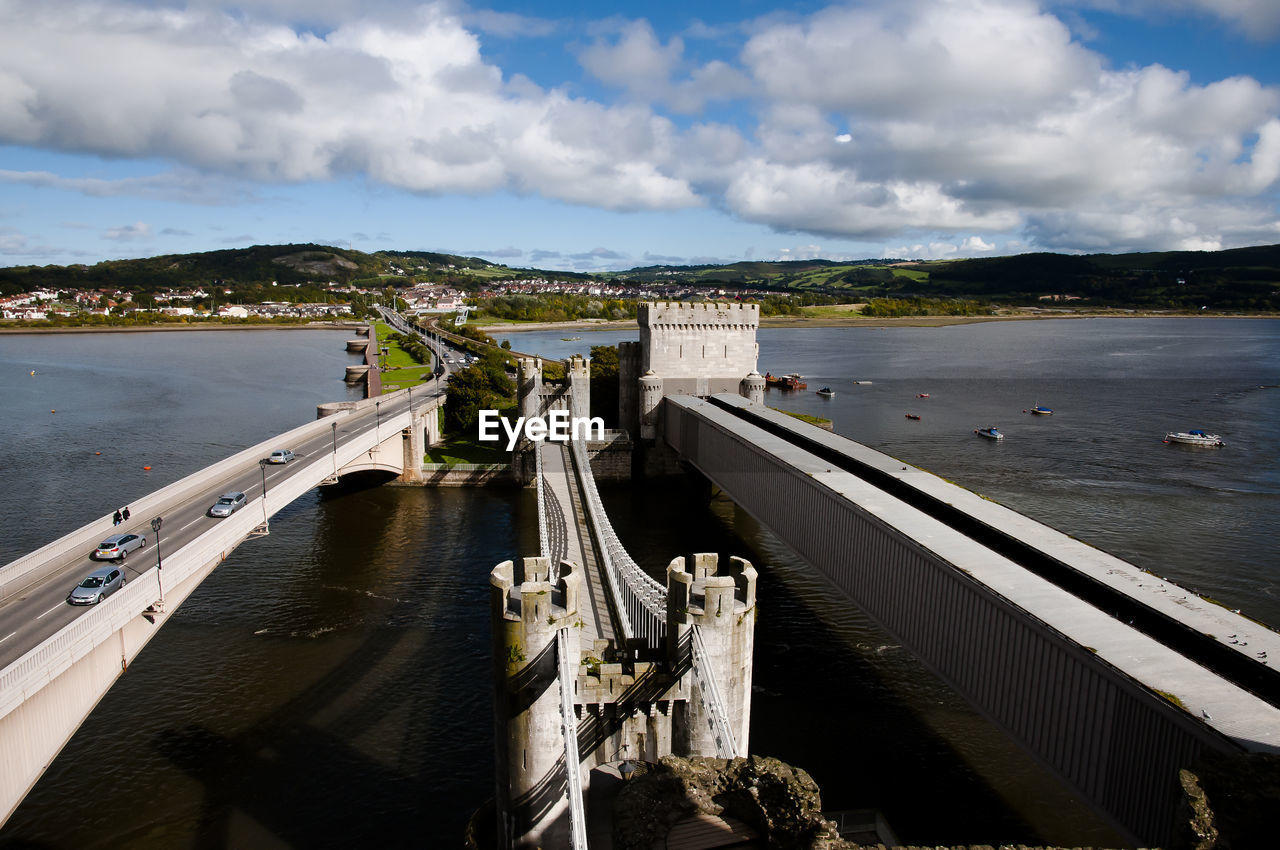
[490,557,583,850]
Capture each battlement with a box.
[490,556,581,626]
[641,301,759,329]
[666,553,757,626]
[575,660,687,706]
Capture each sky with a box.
[1,0,1278,273]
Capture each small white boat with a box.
[1163,430,1225,447]
[1028,404,1053,415]
[852,380,873,385]
[974,426,1004,440]
[816,387,835,397]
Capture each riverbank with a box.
[0,320,367,335]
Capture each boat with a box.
[1028,404,1053,415]
[974,427,1004,440]
[765,372,782,386]
[779,373,807,390]
[1163,430,1225,447]
[905,413,921,421]
[816,387,835,397]
[852,380,873,385]
[560,336,582,341]
[917,393,930,398]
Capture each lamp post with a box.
[150,515,164,609]
[331,421,338,476]
[375,400,382,444]
[259,459,269,524]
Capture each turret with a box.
[518,358,543,421]
[491,557,583,849]
[565,355,591,422]
[666,553,757,757]
[740,371,765,406]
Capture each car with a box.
[266,449,295,464]
[92,533,146,561]
[67,565,125,605]
[208,491,248,517]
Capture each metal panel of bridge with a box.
[663,394,1270,845]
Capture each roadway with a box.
[0,388,436,671]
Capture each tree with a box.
[443,349,516,434]
[589,344,619,427]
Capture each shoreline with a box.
[482,310,1278,333]
[0,321,368,335]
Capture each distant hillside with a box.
[611,244,1280,310]
[4,241,1278,310]
[0,244,518,298]
[0,243,384,298]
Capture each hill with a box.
[3,242,1278,311]
[612,245,1280,310]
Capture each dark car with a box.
[93,533,146,561]
[67,565,125,605]
[208,491,247,517]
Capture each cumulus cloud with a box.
[1075,0,1280,39]
[0,0,1277,259]
[0,0,700,211]
[104,221,152,241]
[0,169,256,204]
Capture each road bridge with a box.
[661,392,1280,845]
[0,386,441,826]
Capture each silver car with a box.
[208,491,247,517]
[68,565,125,605]
[266,449,295,464]
[93,533,146,561]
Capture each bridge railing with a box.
[556,628,589,850]
[564,438,666,649]
[688,626,742,759]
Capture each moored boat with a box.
[905,413,921,421]
[780,373,807,390]
[1163,430,1225,447]
[917,392,930,398]
[1028,404,1053,415]
[974,426,1004,440]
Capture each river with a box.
[0,318,1275,847]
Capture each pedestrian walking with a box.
[112,509,122,526]
[122,506,131,521]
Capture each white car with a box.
[266,449,295,464]
[208,491,247,517]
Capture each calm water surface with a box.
[0,320,1275,848]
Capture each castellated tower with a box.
[666,554,757,757]
[517,357,543,421]
[490,557,583,850]
[621,301,763,440]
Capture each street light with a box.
[150,515,165,609]
[331,421,338,476]
[376,400,382,444]
[258,459,269,524]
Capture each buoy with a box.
[143,466,152,471]
[50,409,55,413]
[95,451,102,456]
[30,370,35,376]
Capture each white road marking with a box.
[36,602,64,620]
[0,631,16,644]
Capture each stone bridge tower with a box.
[619,301,763,442]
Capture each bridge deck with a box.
[539,443,616,651]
